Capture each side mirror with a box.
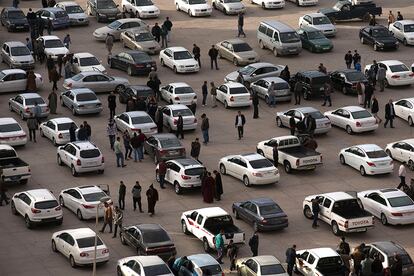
[364,194,368,198]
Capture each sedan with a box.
[0,7,29,32]
[120,29,161,54]
[364,60,414,87]
[159,47,199,74]
[51,228,109,267]
[0,69,43,93]
[117,256,173,276]
[72,52,106,74]
[360,25,399,51]
[40,117,78,145]
[297,27,333,53]
[160,82,197,106]
[298,13,336,37]
[174,0,212,17]
[339,144,394,176]
[250,77,291,103]
[330,69,369,95]
[276,107,331,135]
[385,139,414,170]
[216,82,252,108]
[358,188,414,225]
[108,51,156,76]
[232,198,288,231]
[144,133,186,164]
[160,104,197,132]
[236,255,288,276]
[324,106,378,134]
[121,0,160,18]
[0,117,27,146]
[1,41,34,70]
[60,88,103,115]
[8,93,49,120]
[120,224,176,260]
[212,0,245,15]
[63,71,129,93]
[216,39,259,66]
[37,35,69,60]
[114,111,157,136]
[393,98,414,126]
[55,1,89,26]
[93,18,149,41]
[389,20,414,46]
[224,62,284,85]
[251,0,285,9]
[219,153,280,186]
[35,7,70,29]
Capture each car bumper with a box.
[2,173,31,183]
[314,126,331,134]
[170,123,197,131]
[10,62,35,70]
[353,124,378,133]
[93,34,107,41]
[250,174,280,185]
[8,24,30,31]
[76,107,103,114]
[75,164,105,173]
[227,101,252,108]
[342,225,374,233]
[180,180,202,188]
[55,137,71,145]
[139,12,160,18]
[275,95,292,102]
[279,48,301,56]
[366,165,394,175]
[0,137,27,146]
[296,162,323,171]
[263,2,285,9]
[313,45,333,53]
[387,77,414,86]
[176,66,200,73]
[140,129,158,136]
[322,30,337,37]
[31,215,63,224]
[53,22,70,29]
[133,67,153,75]
[258,221,288,231]
[75,254,109,265]
[158,153,186,162]
[376,44,398,51]
[238,57,260,66]
[192,11,212,16]
[70,18,89,26]
[82,207,105,219]
[23,111,49,119]
[388,215,414,225]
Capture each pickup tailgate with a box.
[297,155,322,167]
[346,216,374,231]
[0,158,31,181]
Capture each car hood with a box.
[94,26,113,35]
[175,58,198,66]
[68,13,88,20]
[45,47,69,56]
[144,240,174,249]
[139,40,161,49]
[225,71,240,82]
[113,76,129,84]
[234,51,258,59]
[9,18,28,24]
[11,55,34,63]
[138,5,160,12]
[96,8,120,14]
[376,37,397,43]
[224,2,244,9]
[78,64,106,73]
[189,4,211,9]
[309,38,333,46]
[314,24,335,31]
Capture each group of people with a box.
[201,169,223,203]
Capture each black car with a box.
[318,1,382,22]
[289,70,330,100]
[232,197,288,231]
[0,7,29,32]
[144,133,186,164]
[120,223,176,261]
[119,85,155,104]
[360,25,399,51]
[330,69,369,95]
[108,51,156,76]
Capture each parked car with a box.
[298,13,336,37]
[63,71,129,93]
[389,20,414,46]
[114,111,157,136]
[40,117,78,145]
[11,189,62,228]
[120,224,176,260]
[93,18,149,40]
[385,139,414,170]
[0,69,43,93]
[295,248,345,275]
[212,0,245,15]
[318,0,382,22]
[35,7,70,29]
[159,47,199,74]
[324,106,378,134]
[276,107,331,134]
[297,27,333,53]
[339,144,394,176]
[118,84,154,104]
[36,35,69,60]
[0,117,27,146]
[286,0,317,6]
[236,255,288,276]
[178,254,223,276]
[232,198,288,231]
[59,185,108,219]
[86,0,121,22]
[51,228,109,267]
[360,25,399,51]
[156,158,205,194]
[216,39,259,66]
[55,1,89,26]
[121,0,160,18]
[250,77,291,103]
[108,50,155,76]
[144,133,186,164]
[0,7,29,32]
[57,141,105,176]
[330,69,368,94]
[160,104,197,132]
[60,88,103,115]
[72,52,106,74]
[8,93,49,120]
[117,256,173,276]
[160,82,197,106]
[174,0,212,17]
[1,41,34,70]
[364,60,414,87]
[215,82,252,108]
[289,71,330,100]
[0,144,31,184]
[225,62,284,84]
[120,29,161,54]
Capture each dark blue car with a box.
[35,8,70,29]
[0,7,29,32]
[232,197,288,231]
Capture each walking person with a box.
[114,137,127,168]
[163,17,173,41]
[112,206,123,238]
[106,119,117,150]
[318,63,327,74]
[100,201,113,233]
[363,83,374,108]
[215,229,225,264]
[369,60,379,87]
[280,65,290,82]
[48,90,57,114]
[377,65,386,92]
[122,130,132,160]
[193,44,201,67]
[201,113,210,145]
[357,81,365,105]
[108,91,116,119]
[130,133,140,162]
[132,181,143,212]
[235,111,246,140]
[294,81,302,105]
[237,12,246,37]
[213,170,223,201]
[50,66,59,91]
[321,81,332,106]
[69,123,77,142]
[13,0,20,8]
[176,113,184,139]
[63,34,71,49]
[202,171,215,203]
[388,10,396,26]
[77,124,88,141]
[210,82,217,107]
[397,163,407,189]
[397,11,403,21]
[201,81,208,106]
[160,24,168,48]
[105,34,114,55]
[156,107,163,133]
[47,18,52,35]
[353,50,361,67]
[146,184,159,216]
[0,182,9,206]
[286,245,298,276]
[227,240,238,272]
[311,198,320,228]
[157,160,167,189]
[26,70,37,92]
[289,115,296,135]
[137,129,146,162]
[371,95,382,124]
[208,45,219,70]
[384,98,395,128]
[83,121,91,140]
[272,144,279,168]
[337,236,351,255]
[190,138,201,162]
[27,114,38,143]
[267,81,276,107]
[252,91,259,119]
[248,231,259,257]
[118,181,126,210]
[151,23,161,42]
[345,51,353,69]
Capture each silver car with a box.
[216,39,259,66]
[250,77,291,103]
[120,29,161,55]
[225,62,284,84]
[93,18,149,41]
[276,107,331,134]
[62,71,129,93]
[60,88,103,115]
[55,1,89,26]
[1,41,35,70]
[8,93,49,120]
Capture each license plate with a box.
[11,176,21,181]
[108,17,115,20]
[16,26,24,29]
[149,11,154,13]
[146,64,151,68]
[289,49,296,52]
[169,150,179,155]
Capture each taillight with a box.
[135,64,145,68]
[80,252,89,257]
[356,121,361,127]
[261,217,267,224]
[159,150,166,155]
[230,96,234,101]
[249,95,252,100]
[58,133,63,138]
[391,75,400,79]
[409,73,414,77]
[174,96,180,100]
[76,159,81,166]
[252,172,263,177]
[391,212,403,216]
[67,82,72,88]
[320,155,323,162]
[344,221,348,228]
[173,119,177,125]
[101,156,105,163]
[31,208,41,214]
[181,175,191,180]
[82,204,95,209]
[55,206,62,211]
[131,128,140,132]
[25,107,30,113]
[193,95,197,99]
[102,248,109,254]
[366,162,376,167]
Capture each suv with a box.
[87,0,121,22]
[1,41,34,70]
[11,189,63,229]
[289,70,330,100]
[57,141,105,176]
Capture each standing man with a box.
[252,91,259,119]
[201,113,210,145]
[363,83,374,108]
[377,65,386,92]
[151,23,161,42]
[192,44,201,67]
[105,34,114,55]
[190,138,201,162]
[397,11,403,20]
[83,121,91,140]
[63,34,71,49]
[107,119,117,150]
[118,181,126,210]
[69,123,77,142]
[163,17,173,42]
[13,0,19,8]
[321,81,332,106]
[371,95,382,124]
[248,231,259,257]
[100,202,113,233]
[268,81,276,108]
[47,90,57,114]
[114,137,127,168]
[146,184,159,216]
[353,50,361,67]
[108,91,116,119]
[137,129,146,162]
[318,63,327,74]
[344,50,353,69]
[311,198,320,228]
[213,170,223,201]
[208,45,219,70]
[237,12,246,37]
[27,114,38,143]
[210,82,217,107]
[390,254,403,276]
[157,160,167,189]
[215,229,225,264]
[272,144,278,168]
[201,81,208,106]
[235,111,246,140]
[112,206,123,238]
[176,113,184,139]
[370,60,379,87]
[132,181,143,212]
[294,81,302,105]
[384,98,395,128]
[289,115,296,135]
[285,245,297,276]
[160,24,168,48]
[398,162,407,189]
[337,236,351,255]
[388,10,396,26]
[0,181,9,206]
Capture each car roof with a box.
[334,69,360,74]
[398,98,414,103]
[252,255,281,265]
[321,192,354,201]
[71,141,99,150]
[398,20,414,25]
[40,7,65,12]
[170,158,202,167]
[192,207,228,216]
[48,117,74,124]
[25,189,55,201]
[400,138,414,145]
[3,7,23,11]
[119,256,166,266]
[167,104,191,111]
[3,41,26,47]
[257,77,287,83]
[64,228,96,238]
[128,85,152,91]
[339,106,366,112]
[20,93,42,99]
[239,153,267,161]
[377,188,408,198]
[77,71,105,77]
[69,88,96,94]
[151,133,180,140]
[124,111,150,117]
[298,70,327,77]
[1,69,27,75]
[261,20,295,32]
[224,82,246,88]
[292,107,319,113]
[370,241,408,256]
[269,135,298,141]
[0,117,19,124]
[166,46,188,52]
[116,18,144,24]
[76,185,104,194]
[248,197,276,206]
[188,254,219,267]
[248,62,277,68]
[74,52,96,58]
[169,82,190,88]
[379,60,404,66]
[305,248,339,258]
[354,144,382,151]
[133,223,165,231]
[222,38,248,44]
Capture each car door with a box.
[280,110,294,126]
[94,74,113,92]
[401,143,414,163]
[366,193,386,217]
[165,162,179,183]
[116,113,129,133]
[163,49,173,68]
[238,201,251,221]
[1,44,11,65]
[62,234,75,258]
[234,158,248,181]
[10,95,23,112]
[161,107,171,126]
[263,139,277,160]
[245,202,259,224]
[320,197,332,223]
[3,72,26,93]
[343,147,358,168]
[14,193,28,215]
[339,109,352,129]
[62,189,75,211]
[65,144,77,166]
[82,75,99,91]
[144,136,157,158]
[160,85,170,102]
[353,148,366,170]
[393,22,403,40]
[193,214,205,239]
[225,157,238,176]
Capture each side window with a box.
[301,251,309,260]
[83,75,97,82]
[72,190,82,199]
[273,32,279,41]
[294,111,302,120]
[266,28,274,38]
[248,204,258,215]
[219,85,227,93]
[162,108,171,116]
[15,73,27,80]
[307,254,316,264]
[67,235,75,246]
[239,160,247,168]
[196,214,203,225]
[258,24,267,34]
[323,198,332,208]
[190,211,198,221]
[46,121,55,129]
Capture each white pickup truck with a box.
[180,207,245,252]
[0,145,31,184]
[303,192,374,235]
[256,135,322,173]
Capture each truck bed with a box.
[0,157,29,169]
[333,199,372,219]
[205,224,243,236]
[280,146,320,159]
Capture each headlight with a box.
[376,42,384,46]
[98,13,106,17]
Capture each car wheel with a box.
[20,179,28,185]
[155,170,160,182]
[11,201,18,215]
[40,129,44,137]
[71,165,78,177]
[303,206,313,219]
[115,85,125,94]
[203,238,210,252]
[403,38,408,46]
[360,36,365,44]
[342,86,348,95]
[374,43,379,51]
[8,104,13,112]
[339,154,346,165]
[188,9,192,16]
[59,196,65,207]
[233,58,239,66]
[385,79,390,88]
[182,220,190,234]
[276,117,283,127]
[346,125,353,135]
[109,58,114,68]
[135,11,140,18]
[52,240,57,252]
[262,2,265,8]
[331,221,340,236]
[224,9,228,15]
[243,176,250,187]
[76,209,83,220]
[97,170,104,174]
[303,91,310,100]
[272,48,278,57]
[127,66,133,76]
[174,182,181,194]
[57,154,63,166]
[284,161,292,174]
[70,255,77,268]
[160,59,165,66]
[212,2,217,9]
[381,213,388,225]
[117,266,123,276]
[220,164,226,175]
[386,149,392,159]
[259,40,265,49]
[409,160,414,171]
[173,66,178,74]
[360,166,366,176]
[409,116,413,126]
[52,137,57,146]
[71,106,77,116]
[264,95,269,104]
[120,233,126,245]
[224,101,229,109]
[25,215,32,229]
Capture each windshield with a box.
[8,10,25,19]
[249,159,274,169]
[189,0,206,4]
[184,167,204,176]
[142,228,170,243]
[134,88,154,97]
[313,16,331,25]
[108,20,122,29]
[34,200,58,209]
[345,72,366,82]
[131,53,151,62]
[306,111,324,119]
[224,0,241,2]
[351,110,372,119]
[0,123,22,132]
[57,122,74,131]
[83,191,107,202]
[175,87,194,94]
[280,32,300,43]
[71,74,84,81]
[77,93,98,101]
[135,32,154,42]
[372,28,390,37]
[307,31,326,40]
[310,76,329,85]
[143,265,171,275]
[233,43,252,52]
[11,46,30,56]
[261,264,286,275]
[65,5,84,13]
[260,204,282,215]
[172,109,193,117]
[388,196,414,207]
[135,0,154,6]
[44,39,64,48]
[389,64,409,73]
[173,51,192,60]
[25,97,45,105]
[77,237,103,248]
[79,57,100,67]
[404,24,414,33]
[55,11,67,18]
[80,149,101,158]
[229,87,248,94]
[97,0,117,9]
[131,115,153,124]
[366,150,388,159]
[239,65,255,75]
[159,138,182,148]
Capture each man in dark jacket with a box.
[248,232,259,257]
[83,121,91,140]
[252,91,259,119]
[201,113,209,144]
[272,144,278,168]
[294,81,302,105]
[201,81,208,106]
[77,124,88,141]
[176,113,184,139]
[304,114,316,137]
[108,92,116,119]
[69,123,77,142]
[384,98,395,128]
[118,181,126,210]
[337,236,350,255]
[192,44,201,67]
[190,138,201,162]
[371,96,381,124]
[163,17,173,41]
[237,12,246,37]
[158,160,167,189]
[132,181,143,212]
[208,45,219,70]
[146,184,159,216]
[213,170,223,201]
[364,83,374,108]
[286,245,298,276]
[289,116,296,135]
[235,111,246,140]
[151,23,161,42]
[390,253,403,276]
[311,198,320,228]
[344,50,353,69]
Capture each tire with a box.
[59,196,65,207]
[52,137,57,146]
[20,179,28,185]
[360,166,366,176]
[173,66,178,74]
[155,170,160,182]
[339,154,346,165]
[57,154,63,166]
[233,58,239,66]
[40,129,44,137]
[8,104,13,112]
[203,238,210,253]
[182,220,190,234]
[253,222,258,232]
[70,255,77,268]
[20,112,25,120]
[224,9,228,15]
[262,2,265,8]
[272,48,278,57]
[109,59,114,68]
[136,11,140,18]
[303,206,313,219]
[243,176,250,187]
[264,95,269,104]
[71,165,78,177]
[176,4,180,11]
[212,2,217,9]
[127,66,133,76]
[174,182,181,194]
[11,201,18,215]
[259,40,265,49]
[346,125,353,135]
[52,240,57,252]
[342,86,348,95]
[98,170,104,174]
[360,37,365,44]
[76,209,83,220]
[276,117,283,127]
[72,106,77,116]
[374,44,378,51]
[408,160,414,171]
[117,266,123,276]
[385,79,390,88]
[25,215,33,229]
[154,154,159,165]
[220,164,226,175]
[409,116,413,126]
[188,9,192,16]
[224,101,229,109]
[331,221,341,236]
[284,161,292,174]
[303,91,310,100]
[115,85,125,94]
[120,233,127,245]
[403,38,408,46]
[234,209,240,219]
[381,213,388,225]
[160,59,165,66]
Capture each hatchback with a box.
[250,77,291,103]
[114,111,157,136]
[40,117,78,145]
[60,88,103,115]
[159,82,197,106]
[0,69,43,94]
[160,104,197,132]
[55,1,89,26]
[36,7,70,29]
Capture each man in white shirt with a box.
[234,111,246,140]
[398,162,407,189]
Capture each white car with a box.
[0,117,27,146]
[121,0,160,18]
[298,13,336,37]
[324,106,378,134]
[339,144,394,176]
[393,98,414,126]
[63,71,129,93]
[160,82,197,105]
[51,228,109,267]
[37,35,69,60]
[57,141,105,176]
[385,139,414,170]
[295,248,344,276]
[236,255,288,276]
[212,0,245,15]
[159,104,197,132]
[389,20,414,46]
[358,188,414,225]
[55,1,89,26]
[287,0,317,6]
[159,47,199,74]
[175,0,212,17]
[11,189,63,229]
[114,111,157,136]
[251,0,284,9]
[0,69,43,93]
[59,185,108,220]
[219,153,280,186]
[364,60,414,87]
[216,82,252,108]
[72,52,106,74]
[117,256,173,276]
[93,18,149,41]
[40,117,78,146]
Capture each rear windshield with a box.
[184,167,204,176]
[389,64,409,73]
[25,97,45,105]
[83,191,107,202]
[175,87,194,94]
[45,39,64,48]
[229,87,248,94]
[79,57,100,67]
[366,150,388,159]
[132,116,153,124]
[201,265,222,274]
[205,215,233,227]
[387,253,413,266]
[159,138,182,148]
[97,0,117,9]
[172,109,193,117]
[55,11,67,18]
[77,237,103,248]
[189,0,206,4]
[0,123,21,132]
[8,10,25,19]
[259,204,282,215]
[142,228,170,243]
[261,264,286,275]
[80,149,101,158]
[11,46,30,56]
[135,32,154,42]
[108,20,122,29]
[280,32,300,43]
[143,265,171,275]
[310,76,329,85]
[65,5,84,14]
[173,51,192,60]
[34,200,58,209]
[306,111,324,119]
[249,159,274,169]
[57,122,74,131]
[274,82,289,90]
[131,53,151,62]
[0,149,17,158]
[372,28,390,37]
[135,88,154,97]
[76,93,97,101]
[233,43,252,52]
[352,110,372,119]
[316,257,343,271]
[345,71,366,82]
[404,24,414,33]
[388,196,414,207]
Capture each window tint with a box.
[131,116,153,124]
[259,204,282,215]
[77,237,103,248]
[366,150,388,159]
[142,228,171,244]
[80,149,101,158]
[159,138,182,148]
[0,123,22,133]
[323,198,332,208]
[308,254,315,264]
[261,264,286,275]
[76,93,97,101]
[249,159,274,169]
[34,200,59,209]
[184,167,204,176]
[143,264,171,275]
[388,196,414,207]
[83,191,107,202]
[351,110,372,119]
[25,97,45,105]
[197,214,203,225]
[57,122,75,131]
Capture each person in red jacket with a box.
[157,161,167,189]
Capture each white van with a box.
[257,20,302,56]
